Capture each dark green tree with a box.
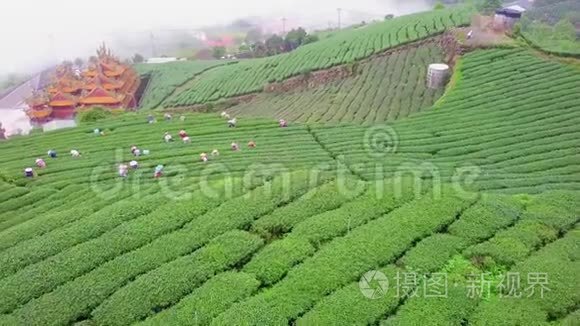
[284,27,308,51]
[434,1,446,10]
[553,18,576,41]
[238,43,251,52]
[251,41,268,58]
[74,58,84,67]
[245,28,263,44]
[477,0,502,15]
[265,34,284,55]
[132,53,144,63]
[212,46,226,59]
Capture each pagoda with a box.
[26,44,140,123]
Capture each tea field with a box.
[1,5,579,326]
[135,60,227,110]
[162,7,471,107]
[228,42,445,124]
[311,48,580,193]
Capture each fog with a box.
[0,0,431,75]
[0,109,32,137]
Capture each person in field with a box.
[279,119,288,128]
[129,160,138,169]
[163,132,173,143]
[133,148,142,157]
[228,118,237,128]
[48,150,57,158]
[180,115,186,122]
[231,142,239,151]
[35,158,46,168]
[70,149,81,158]
[212,149,220,156]
[24,167,34,178]
[164,113,172,121]
[147,114,155,124]
[131,145,138,155]
[179,130,191,143]
[94,128,101,135]
[200,152,208,162]
[154,164,164,178]
[118,164,128,178]
[248,141,256,149]
[221,111,230,119]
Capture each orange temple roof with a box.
[49,92,77,107]
[84,73,123,91]
[26,94,49,107]
[52,77,82,94]
[27,107,52,119]
[80,87,122,105]
[83,69,98,78]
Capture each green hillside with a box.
[135,60,227,110]
[163,7,472,107]
[1,5,580,326]
[520,0,580,55]
[312,48,580,192]
[228,42,446,123]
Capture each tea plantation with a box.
[1,5,579,326]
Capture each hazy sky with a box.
[0,0,429,75]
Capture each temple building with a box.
[26,44,140,123]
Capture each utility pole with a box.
[282,17,287,34]
[337,8,342,29]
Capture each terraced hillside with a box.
[0,164,578,325]
[162,8,471,107]
[2,6,580,326]
[520,0,580,55]
[0,114,334,189]
[312,48,580,193]
[228,42,446,124]
[135,60,227,110]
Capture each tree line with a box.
[212,27,320,59]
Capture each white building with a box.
[145,57,182,64]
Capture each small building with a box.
[145,57,179,64]
[504,0,535,10]
[494,5,527,30]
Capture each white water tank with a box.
[427,63,450,89]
